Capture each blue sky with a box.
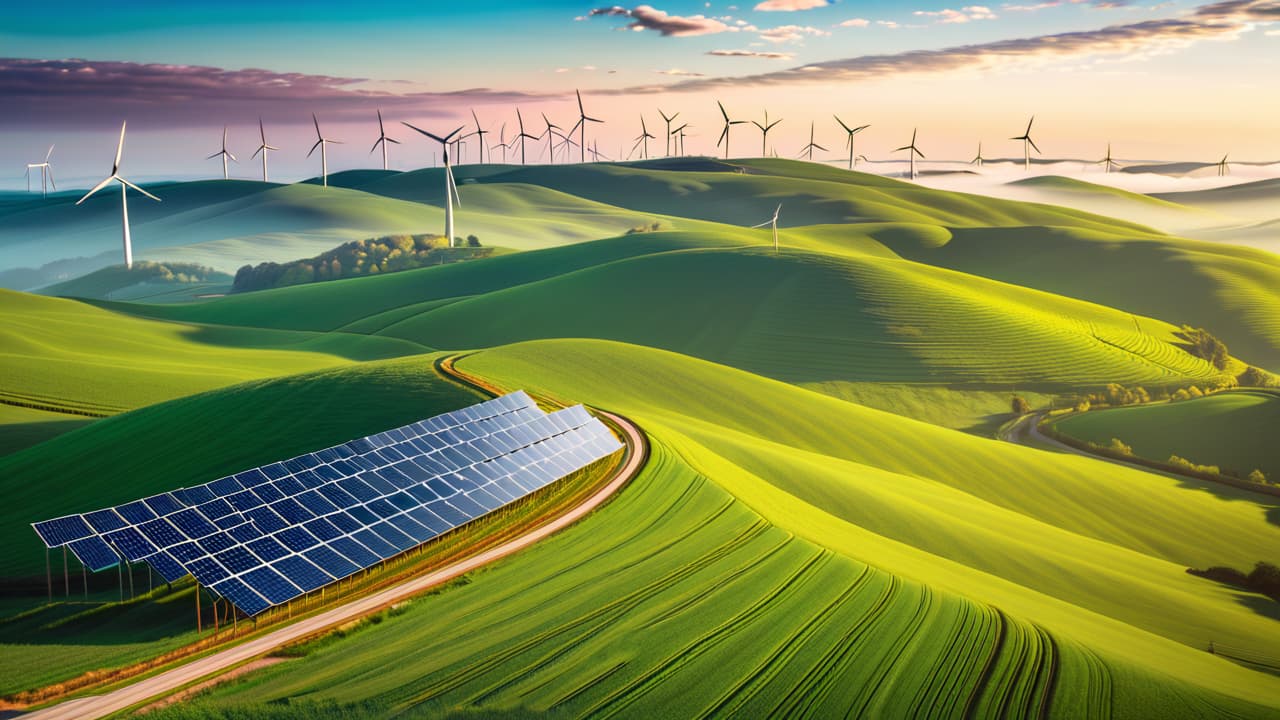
[3,1,1277,186]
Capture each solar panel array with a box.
[32,391,623,615]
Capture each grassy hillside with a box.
[0,405,91,456]
[0,289,424,413]
[1053,390,1279,479]
[40,261,232,302]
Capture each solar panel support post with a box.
[195,582,202,634]
[117,560,123,603]
[45,548,51,603]
[83,564,87,600]
[127,562,134,600]
[63,546,69,597]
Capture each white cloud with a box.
[754,0,830,10]
[914,5,998,23]
[839,17,871,27]
[759,24,831,42]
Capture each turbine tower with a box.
[371,110,400,171]
[716,101,747,159]
[25,145,56,197]
[308,114,343,186]
[403,122,465,246]
[895,128,926,181]
[207,126,236,180]
[658,109,679,157]
[834,116,870,170]
[1098,143,1118,174]
[1011,116,1040,172]
[76,122,161,269]
[251,118,279,182]
[514,109,539,165]
[971,142,985,168]
[750,203,782,254]
[630,116,656,160]
[1217,154,1230,177]
[798,121,826,162]
[466,109,490,165]
[752,110,782,157]
[570,90,604,164]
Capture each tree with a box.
[1248,469,1268,485]
[466,234,481,247]
[1011,396,1031,415]
[1247,562,1280,600]
[1180,326,1230,370]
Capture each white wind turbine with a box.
[895,128,925,181]
[371,109,400,171]
[403,121,465,246]
[207,126,236,180]
[751,203,782,253]
[251,118,279,182]
[491,122,509,164]
[25,145,56,197]
[834,116,869,170]
[308,113,343,186]
[1011,116,1040,172]
[797,121,826,162]
[77,122,160,269]
[570,90,604,164]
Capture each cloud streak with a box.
[583,5,731,36]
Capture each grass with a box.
[0,404,93,456]
[1052,390,1279,479]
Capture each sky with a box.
[2,0,1278,187]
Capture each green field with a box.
[2,158,1278,717]
[1053,390,1280,479]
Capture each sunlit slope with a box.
[0,354,475,579]
[460,339,1280,711]
[384,245,1223,388]
[0,289,424,414]
[169,439,1273,719]
[874,223,1280,370]
[1054,390,1280,478]
[118,232,750,332]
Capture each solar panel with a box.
[30,391,623,616]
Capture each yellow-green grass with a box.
[798,382,1056,434]
[0,289,425,413]
[1053,390,1280,479]
[0,404,92,456]
[457,339,1280,710]
[379,245,1224,389]
[150,437,1276,719]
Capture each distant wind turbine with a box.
[1011,116,1040,171]
[370,110,400,171]
[570,90,604,164]
[403,121,465,246]
[515,109,539,165]
[658,109,679,157]
[1217,153,1230,177]
[631,116,656,160]
[752,110,782,157]
[540,113,565,164]
[466,109,490,165]
[207,126,236,180]
[834,116,869,170]
[1098,143,1118,174]
[491,122,509,164]
[716,101,747,159]
[308,114,342,186]
[750,203,782,254]
[895,128,926,180]
[798,121,826,162]
[671,123,690,157]
[251,118,279,182]
[971,142,986,168]
[25,145,55,197]
[76,122,160,269]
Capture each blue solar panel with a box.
[31,392,622,615]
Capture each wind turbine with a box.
[25,145,55,197]
[76,122,160,269]
[466,109,490,165]
[658,109,679,157]
[251,118,279,182]
[370,110,400,171]
[970,142,986,168]
[540,113,565,164]
[512,108,537,165]
[834,116,870,170]
[630,116,656,160]
[569,90,604,164]
[1216,154,1230,177]
[1011,116,1040,171]
[716,101,747,159]
[672,123,690,156]
[403,122,465,246]
[895,128,926,180]
[750,203,782,253]
[207,126,236,180]
[752,110,782,157]
[1098,143,1118,174]
[491,122,509,164]
[798,121,826,162]
[308,114,343,186]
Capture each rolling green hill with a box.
[1053,390,1279,479]
[39,261,232,302]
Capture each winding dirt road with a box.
[24,371,647,720]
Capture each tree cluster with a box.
[1189,562,1280,602]
[232,234,491,293]
[1177,326,1230,370]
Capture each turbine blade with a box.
[77,176,115,204]
[313,113,322,139]
[118,176,161,202]
[1028,137,1041,154]
[207,152,221,160]
[45,144,54,162]
[227,152,237,162]
[834,115,851,133]
[718,100,729,121]
[253,146,264,159]
[113,121,126,173]
[378,109,385,135]
[259,117,266,144]
[307,140,322,158]
[46,165,56,190]
[750,220,770,228]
